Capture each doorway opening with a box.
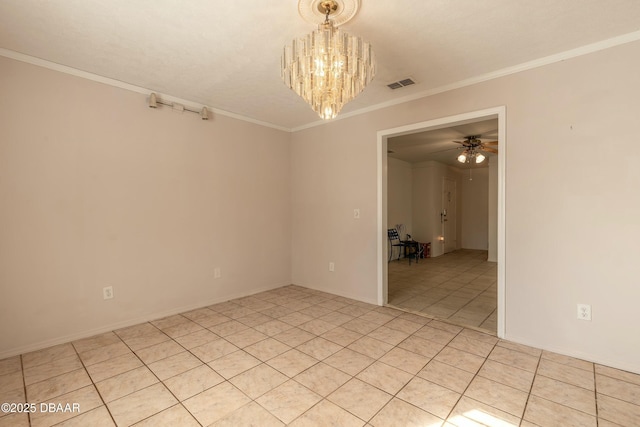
[376,107,506,338]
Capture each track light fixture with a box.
[148,93,210,121]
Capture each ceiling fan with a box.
[453,135,498,164]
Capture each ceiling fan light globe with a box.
[457,154,467,163]
[475,153,486,163]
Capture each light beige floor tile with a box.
[267,349,318,377]
[151,315,190,330]
[114,323,158,341]
[135,340,185,364]
[121,330,171,352]
[324,348,375,376]
[244,337,291,362]
[477,359,535,392]
[384,318,423,334]
[24,354,84,385]
[418,360,475,393]
[147,351,202,381]
[236,312,274,327]
[413,326,458,345]
[278,312,315,327]
[257,380,322,424]
[79,341,132,366]
[55,406,115,427]
[254,320,294,336]
[30,385,103,427]
[161,321,204,339]
[293,362,351,397]
[133,404,199,427]
[464,376,528,417]
[541,351,594,371]
[26,368,92,403]
[190,338,239,363]
[488,346,540,373]
[347,336,393,359]
[208,320,250,337]
[597,393,640,426]
[367,326,410,346]
[434,346,485,374]
[296,337,342,360]
[379,347,430,375]
[596,364,640,386]
[523,395,596,427]
[448,335,495,358]
[531,375,596,415]
[370,397,444,427]
[211,401,285,427]
[163,364,224,401]
[107,383,177,427]
[96,365,158,403]
[173,329,219,349]
[208,350,262,379]
[318,311,354,326]
[85,352,143,383]
[273,328,316,347]
[223,327,268,348]
[397,377,461,419]
[0,413,29,427]
[356,361,413,395]
[342,318,379,335]
[321,327,363,347]
[537,359,594,390]
[71,332,122,354]
[495,340,542,358]
[183,381,251,425]
[298,319,336,335]
[0,357,21,377]
[289,399,365,427]
[0,371,23,395]
[229,364,288,399]
[0,385,25,406]
[398,335,445,358]
[328,378,392,421]
[448,396,520,427]
[596,372,640,404]
[22,343,77,369]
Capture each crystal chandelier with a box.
[281,0,376,120]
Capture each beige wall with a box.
[0,57,292,357]
[387,157,412,240]
[291,41,640,373]
[461,167,489,250]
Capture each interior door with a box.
[442,177,457,253]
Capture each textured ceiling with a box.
[1,1,640,130]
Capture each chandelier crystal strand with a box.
[282,15,375,120]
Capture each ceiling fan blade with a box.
[482,147,498,154]
[483,141,499,146]
[452,140,468,145]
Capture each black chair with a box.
[388,229,406,261]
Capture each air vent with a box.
[387,78,416,90]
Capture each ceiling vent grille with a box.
[387,78,416,90]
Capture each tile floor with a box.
[388,249,497,333]
[2,285,639,426]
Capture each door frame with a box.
[376,106,507,338]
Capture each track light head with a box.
[149,93,158,108]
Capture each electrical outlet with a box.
[329,262,335,272]
[353,209,360,219]
[214,268,221,279]
[103,286,113,300]
[577,304,591,321]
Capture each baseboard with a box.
[0,282,290,360]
